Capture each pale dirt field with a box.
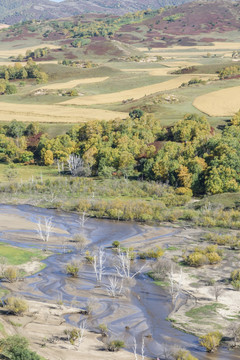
[62,74,216,106]
[0,300,145,360]
[193,85,240,116]
[0,44,59,59]
[0,102,128,122]
[0,24,9,30]
[0,213,67,235]
[40,76,109,90]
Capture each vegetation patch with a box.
[0,242,46,265]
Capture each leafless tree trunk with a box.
[167,266,183,306]
[77,320,87,349]
[78,211,89,228]
[115,249,145,279]
[133,337,138,360]
[37,217,53,242]
[212,283,223,301]
[105,276,123,297]
[132,336,146,360]
[67,154,84,176]
[93,247,106,283]
[141,336,145,360]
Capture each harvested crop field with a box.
[0,102,127,122]
[40,77,109,90]
[62,74,215,105]
[193,86,240,116]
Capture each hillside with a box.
[1,0,239,53]
[0,0,197,24]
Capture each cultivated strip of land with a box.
[193,86,240,116]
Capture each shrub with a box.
[186,252,207,267]
[85,250,94,264]
[5,84,17,94]
[112,241,120,248]
[66,262,80,277]
[174,348,198,360]
[0,335,42,360]
[206,252,221,264]
[64,328,80,345]
[5,297,28,315]
[231,280,240,291]
[185,245,222,267]
[139,247,164,259]
[199,331,222,352]
[71,234,89,252]
[4,266,19,282]
[106,340,125,352]
[231,269,240,282]
[98,323,108,336]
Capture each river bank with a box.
[0,204,240,359]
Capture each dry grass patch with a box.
[40,77,109,90]
[0,102,127,122]
[193,86,240,116]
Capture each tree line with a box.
[0,110,240,196]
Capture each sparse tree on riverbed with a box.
[37,216,53,242]
[115,249,146,279]
[105,276,123,297]
[93,247,106,283]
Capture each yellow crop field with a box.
[62,74,215,106]
[193,86,240,116]
[40,77,109,90]
[0,102,128,122]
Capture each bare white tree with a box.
[43,189,58,204]
[167,266,183,305]
[78,211,89,228]
[115,249,145,279]
[105,276,123,297]
[132,336,146,360]
[133,337,138,360]
[93,247,106,283]
[37,217,53,242]
[77,320,87,349]
[141,337,145,360]
[212,283,223,302]
[67,154,91,177]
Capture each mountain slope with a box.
[0,0,197,24]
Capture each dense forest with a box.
[1,110,239,196]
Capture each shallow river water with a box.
[0,204,240,360]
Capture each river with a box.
[0,204,239,359]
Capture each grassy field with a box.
[0,242,46,265]
[0,164,59,183]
